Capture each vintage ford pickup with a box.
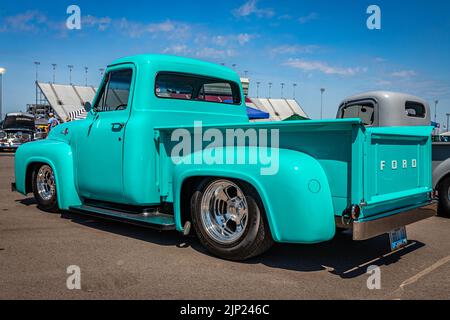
[13,55,435,260]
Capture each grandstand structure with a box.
[36,82,96,122]
[33,78,308,123]
[247,98,308,121]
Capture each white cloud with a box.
[271,45,318,55]
[198,33,255,47]
[0,10,52,33]
[285,58,367,76]
[298,12,318,24]
[82,15,112,31]
[163,45,191,55]
[195,47,236,59]
[374,57,386,63]
[390,70,417,78]
[233,0,275,18]
[117,19,190,39]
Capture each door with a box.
[76,66,134,202]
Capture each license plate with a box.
[389,227,408,251]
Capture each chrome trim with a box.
[351,207,436,241]
[36,165,56,201]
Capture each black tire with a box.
[191,178,273,261]
[32,164,59,213]
[438,176,450,218]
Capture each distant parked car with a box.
[0,113,35,151]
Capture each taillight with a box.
[351,205,361,220]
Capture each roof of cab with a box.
[341,91,428,106]
[108,54,239,81]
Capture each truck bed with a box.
[155,119,433,221]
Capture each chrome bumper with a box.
[336,206,436,241]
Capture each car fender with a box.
[14,139,82,210]
[433,158,450,189]
[172,147,336,244]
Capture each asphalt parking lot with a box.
[0,153,449,300]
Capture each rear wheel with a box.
[191,178,273,261]
[438,176,450,218]
[32,164,59,213]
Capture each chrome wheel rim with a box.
[200,180,248,245]
[36,165,55,201]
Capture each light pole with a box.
[268,83,273,99]
[281,83,285,99]
[434,100,439,123]
[293,83,297,100]
[34,61,40,107]
[84,67,89,86]
[446,113,450,134]
[0,68,6,120]
[68,65,74,85]
[320,88,325,120]
[244,70,248,78]
[52,64,57,84]
[256,82,260,98]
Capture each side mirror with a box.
[84,102,92,113]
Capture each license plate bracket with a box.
[389,227,408,251]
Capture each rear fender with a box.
[172,147,336,243]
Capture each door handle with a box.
[111,123,125,131]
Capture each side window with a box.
[341,102,375,126]
[155,72,241,105]
[405,101,426,118]
[95,69,133,112]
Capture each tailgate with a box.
[361,126,433,218]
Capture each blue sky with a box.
[0,0,449,124]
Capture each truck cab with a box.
[13,56,435,261]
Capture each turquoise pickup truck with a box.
[13,55,435,260]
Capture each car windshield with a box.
[2,115,35,130]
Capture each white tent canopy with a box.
[37,82,97,122]
[247,98,309,121]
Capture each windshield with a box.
[2,115,35,130]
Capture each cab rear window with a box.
[155,72,241,105]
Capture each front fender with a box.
[172,147,335,244]
[433,158,450,189]
[15,139,82,210]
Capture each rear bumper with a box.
[336,203,436,240]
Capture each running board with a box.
[69,205,176,231]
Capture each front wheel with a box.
[191,178,273,261]
[32,164,59,213]
[438,176,450,218]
